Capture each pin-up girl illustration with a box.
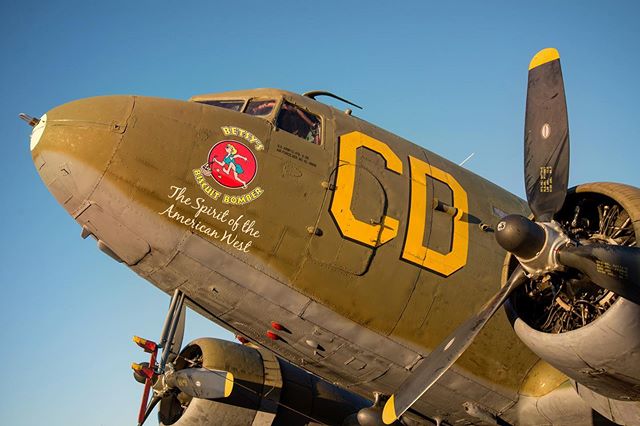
[209,143,249,188]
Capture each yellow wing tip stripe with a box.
[224,372,234,397]
[382,395,397,424]
[529,48,560,70]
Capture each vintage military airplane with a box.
[23,48,639,425]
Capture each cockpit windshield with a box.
[195,99,277,117]
[198,100,244,111]
[245,100,276,116]
[194,96,322,145]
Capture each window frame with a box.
[197,99,247,112]
[243,98,279,118]
[274,98,324,146]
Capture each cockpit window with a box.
[245,100,276,116]
[276,101,321,144]
[198,100,244,111]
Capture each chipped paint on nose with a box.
[30,95,152,266]
[31,95,135,215]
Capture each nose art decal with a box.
[193,126,264,205]
[204,141,257,189]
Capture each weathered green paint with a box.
[32,89,557,422]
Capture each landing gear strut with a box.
[132,289,186,426]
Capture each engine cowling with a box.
[157,338,372,426]
[504,183,640,404]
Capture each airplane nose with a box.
[31,95,135,215]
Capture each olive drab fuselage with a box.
[31,89,555,424]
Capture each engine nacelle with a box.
[158,338,371,426]
[505,184,640,407]
[512,297,640,400]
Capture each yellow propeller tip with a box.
[529,48,560,70]
[382,395,398,424]
[224,372,234,397]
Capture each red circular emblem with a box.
[205,141,257,189]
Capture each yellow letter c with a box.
[330,132,402,247]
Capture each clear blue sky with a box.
[1,1,638,425]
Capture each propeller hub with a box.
[496,214,546,259]
[496,215,571,278]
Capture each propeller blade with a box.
[524,48,570,221]
[557,243,640,305]
[158,392,183,425]
[137,376,155,425]
[382,267,528,424]
[165,368,234,400]
[137,394,161,426]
